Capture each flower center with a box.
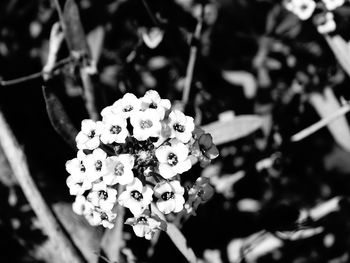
[88,130,96,139]
[100,212,108,221]
[98,190,108,200]
[161,191,175,201]
[131,190,143,201]
[136,216,148,224]
[167,153,178,166]
[140,120,153,129]
[149,102,158,109]
[114,162,124,176]
[110,125,122,134]
[80,162,86,173]
[95,160,103,171]
[173,123,185,133]
[123,105,133,112]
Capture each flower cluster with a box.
[283,0,345,34]
[65,90,219,239]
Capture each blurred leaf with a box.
[201,115,264,145]
[309,88,350,152]
[166,223,197,263]
[222,71,257,99]
[53,202,104,263]
[325,35,350,78]
[62,0,90,54]
[42,83,78,148]
[87,26,105,63]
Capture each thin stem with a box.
[141,0,159,27]
[181,5,204,107]
[0,57,72,87]
[291,102,350,142]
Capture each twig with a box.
[0,110,85,263]
[181,5,204,107]
[0,57,73,87]
[141,0,159,27]
[291,101,350,142]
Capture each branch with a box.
[0,110,86,263]
[181,5,204,107]
[291,101,350,142]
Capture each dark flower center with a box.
[173,123,185,133]
[161,191,175,201]
[131,190,143,201]
[110,125,122,134]
[167,153,178,166]
[95,160,103,171]
[100,212,108,221]
[114,162,124,176]
[123,105,133,112]
[137,216,148,224]
[98,190,108,200]
[80,162,86,173]
[88,130,96,138]
[140,120,153,129]
[149,102,158,109]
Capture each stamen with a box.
[110,125,122,134]
[95,160,103,171]
[131,190,143,201]
[161,191,175,201]
[114,162,124,176]
[173,123,185,133]
[167,153,178,166]
[140,120,153,129]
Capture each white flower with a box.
[168,110,195,143]
[118,178,153,216]
[316,12,336,34]
[87,181,118,211]
[284,0,316,20]
[154,181,185,214]
[112,93,141,118]
[66,151,92,195]
[100,115,128,144]
[76,120,103,150]
[322,0,344,10]
[84,148,108,183]
[130,108,162,141]
[155,139,192,179]
[104,154,135,185]
[72,195,94,215]
[125,211,167,240]
[86,209,117,229]
[140,90,171,119]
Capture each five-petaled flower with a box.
[84,148,109,183]
[155,139,192,179]
[185,177,214,215]
[125,210,167,240]
[168,110,195,143]
[87,181,117,211]
[284,0,316,20]
[140,90,171,119]
[130,108,162,141]
[100,115,128,144]
[66,150,92,195]
[104,154,135,185]
[118,178,153,216]
[192,127,219,167]
[154,180,185,214]
[112,93,141,118]
[86,209,117,229]
[76,120,103,150]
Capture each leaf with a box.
[87,26,105,63]
[201,115,264,145]
[325,35,350,78]
[42,82,78,148]
[222,71,257,99]
[166,223,197,263]
[62,0,90,54]
[53,202,104,263]
[309,88,350,152]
